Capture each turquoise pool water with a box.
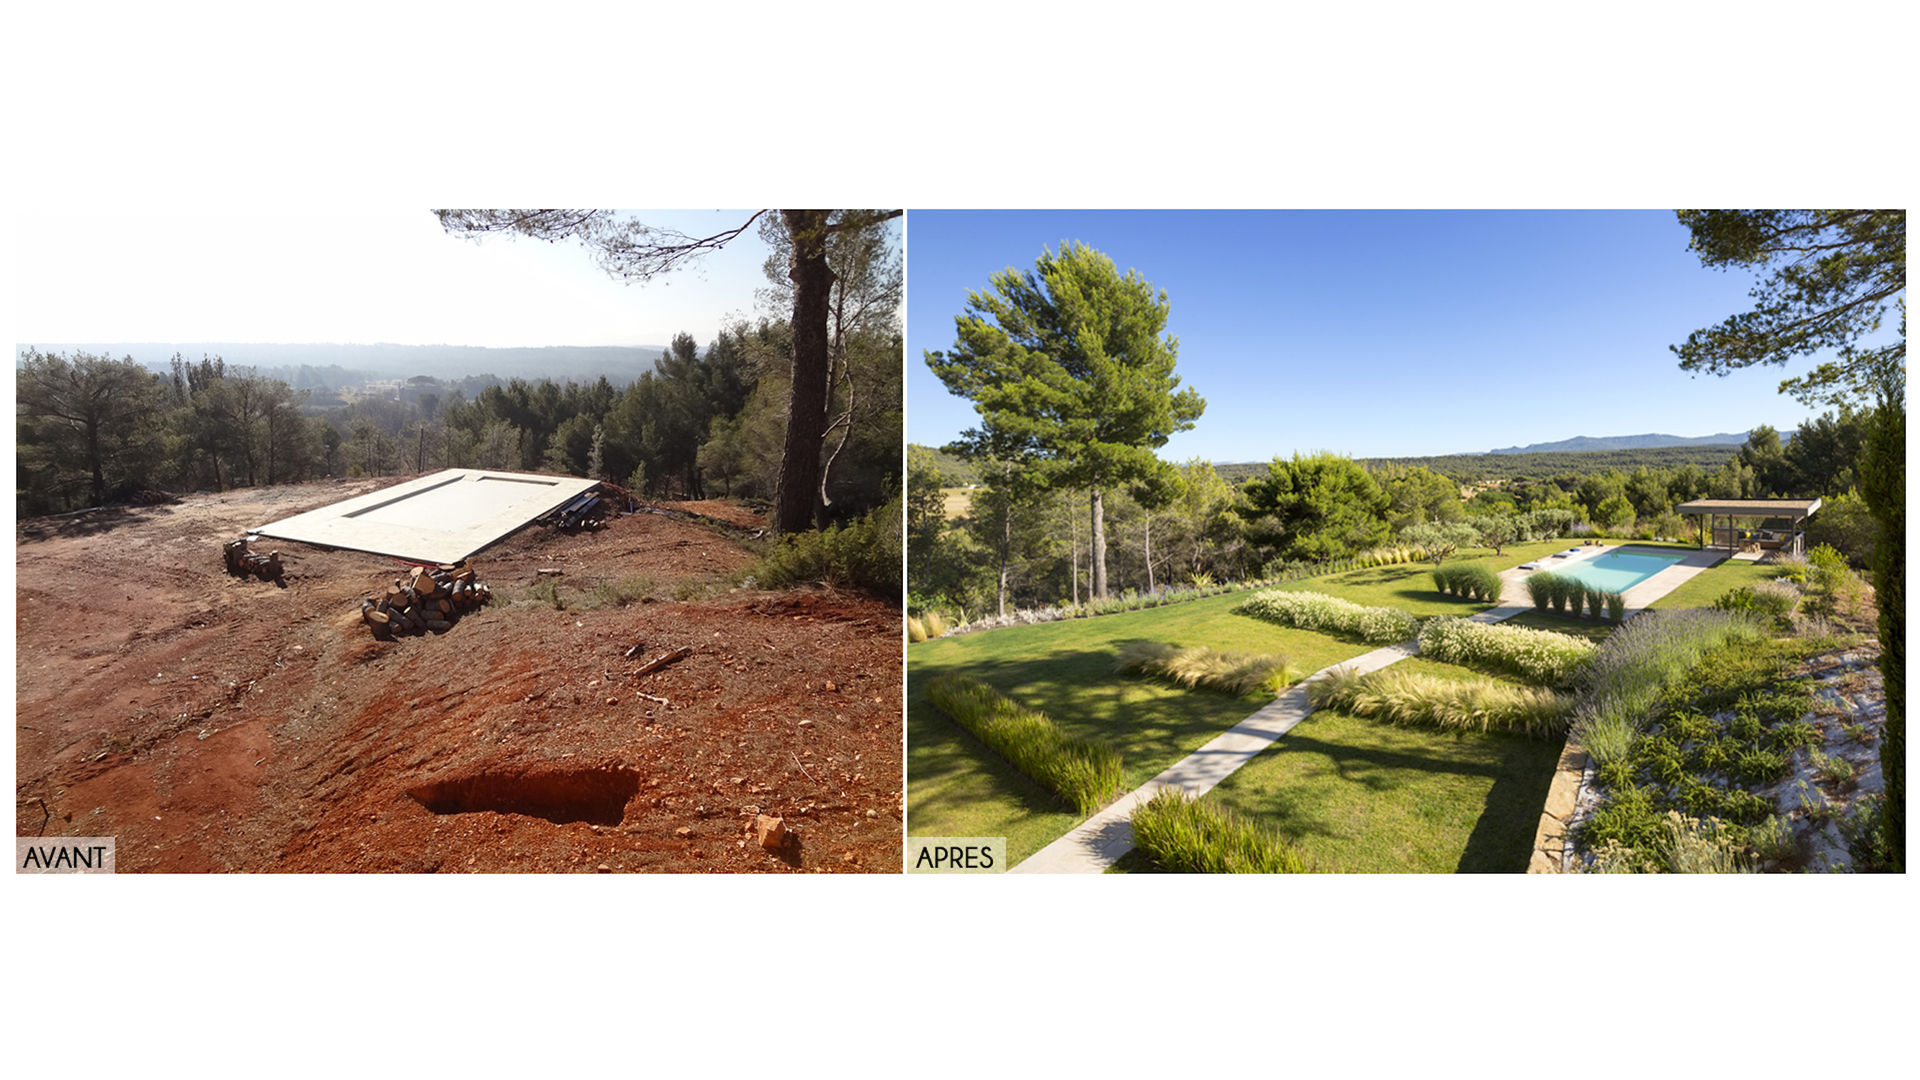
[1545,550,1684,593]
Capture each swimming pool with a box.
[1544,550,1684,593]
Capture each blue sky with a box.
[906,210,1859,461]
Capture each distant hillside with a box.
[910,444,980,487]
[1215,443,1746,485]
[17,342,672,386]
[1488,432,1759,454]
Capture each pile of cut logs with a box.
[223,539,284,581]
[360,561,490,638]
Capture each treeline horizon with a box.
[915,441,1752,490]
[909,408,1878,618]
[17,318,902,527]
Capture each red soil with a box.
[15,478,902,873]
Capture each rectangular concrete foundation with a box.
[254,469,602,564]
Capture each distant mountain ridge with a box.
[17,342,674,385]
[1487,431,1765,455]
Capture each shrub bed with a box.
[1416,616,1596,687]
[1129,787,1311,873]
[1308,664,1573,737]
[923,674,1126,816]
[1236,590,1417,644]
[1569,609,1766,767]
[1114,641,1296,696]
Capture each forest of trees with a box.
[907,404,1881,619]
[18,313,901,526]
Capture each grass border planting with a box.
[923,674,1125,816]
[1308,664,1572,737]
[1236,589,1417,644]
[1129,787,1311,873]
[1416,616,1597,687]
[1114,640,1297,696]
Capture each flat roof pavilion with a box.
[253,469,602,564]
[1674,497,1822,556]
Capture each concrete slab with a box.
[253,469,601,564]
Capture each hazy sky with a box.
[906,210,1871,461]
[14,209,779,350]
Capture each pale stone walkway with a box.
[1008,544,1724,873]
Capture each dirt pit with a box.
[15,479,902,873]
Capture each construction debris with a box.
[543,489,609,532]
[360,560,491,638]
[223,539,284,581]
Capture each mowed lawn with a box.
[1165,657,1567,873]
[1643,556,1777,611]
[909,539,1770,871]
[908,590,1374,862]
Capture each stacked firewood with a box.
[360,561,490,638]
[223,539,284,581]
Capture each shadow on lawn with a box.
[1252,728,1561,872]
[1455,733,1564,873]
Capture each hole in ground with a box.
[408,765,639,826]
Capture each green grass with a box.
[1158,658,1564,873]
[922,675,1125,816]
[1501,609,1618,643]
[907,589,1375,863]
[1641,558,1776,611]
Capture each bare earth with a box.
[15,479,902,873]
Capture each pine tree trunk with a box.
[1091,486,1107,600]
[996,497,1011,617]
[1144,513,1155,593]
[1070,494,1080,606]
[773,210,835,535]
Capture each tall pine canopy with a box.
[927,242,1204,598]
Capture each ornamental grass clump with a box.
[1569,609,1766,766]
[923,674,1124,816]
[1585,585,1608,620]
[1309,664,1573,737]
[1415,616,1596,687]
[1114,641,1297,696]
[1526,572,1577,614]
[1236,590,1417,644]
[1129,787,1311,873]
[1713,581,1800,628]
[1433,563,1502,602]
